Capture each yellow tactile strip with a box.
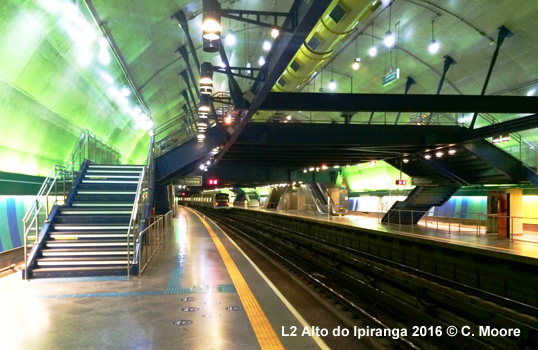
[189,208,285,350]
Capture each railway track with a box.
[193,207,538,350]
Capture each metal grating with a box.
[307,35,322,51]
[290,60,302,72]
[329,3,348,24]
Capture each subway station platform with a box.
[243,207,538,262]
[0,207,329,350]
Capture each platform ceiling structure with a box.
[1,0,537,178]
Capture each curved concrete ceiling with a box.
[0,0,537,177]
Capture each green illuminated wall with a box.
[342,161,412,192]
[0,1,149,177]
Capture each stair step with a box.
[82,180,139,184]
[50,233,132,239]
[78,182,137,187]
[30,266,129,278]
[77,191,136,195]
[38,257,128,265]
[87,170,142,174]
[88,165,143,168]
[52,225,133,230]
[59,210,132,215]
[53,216,131,225]
[72,203,133,207]
[84,175,140,179]
[42,249,128,256]
[46,241,134,247]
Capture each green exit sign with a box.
[382,68,400,86]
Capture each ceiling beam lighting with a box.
[199,62,214,95]
[202,0,222,52]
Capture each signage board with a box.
[411,178,439,186]
[173,176,202,186]
[382,68,400,86]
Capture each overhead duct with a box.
[273,0,381,92]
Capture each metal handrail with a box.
[126,133,156,277]
[23,129,123,280]
[126,167,146,277]
[138,211,174,277]
[378,208,538,241]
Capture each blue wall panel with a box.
[0,196,34,253]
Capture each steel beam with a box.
[259,93,538,113]
[215,0,332,164]
[461,113,538,142]
[233,123,463,146]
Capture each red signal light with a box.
[181,192,186,196]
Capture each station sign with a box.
[173,176,202,186]
[411,177,439,186]
[382,68,400,86]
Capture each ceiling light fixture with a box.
[352,58,360,70]
[369,23,377,57]
[424,154,432,159]
[262,40,271,51]
[383,5,395,48]
[199,62,214,95]
[527,88,536,96]
[198,94,211,116]
[403,158,409,163]
[121,86,131,97]
[429,17,440,54]
[271,28,279,38]
[352,33,360,70]
[328,79,336,91]
[224,31,236,46]
[448,148,456,155]
[258,55,265,66]
[328,62,336,91]
[202,0,222,52]
[435,151,443,157]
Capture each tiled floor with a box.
[0,207,327,350]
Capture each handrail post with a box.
[23,221,27,281]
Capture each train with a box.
[178,192,231,209]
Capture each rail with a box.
[379,208,538,242]
[137,211,174,277]
[126,133,157,277]
[22,129,122,280]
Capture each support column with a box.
[426,56,456,125]
[469,25,514,129]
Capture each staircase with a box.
[307,183,328,214]
[381,185,460,225]
[27,164,143,279]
